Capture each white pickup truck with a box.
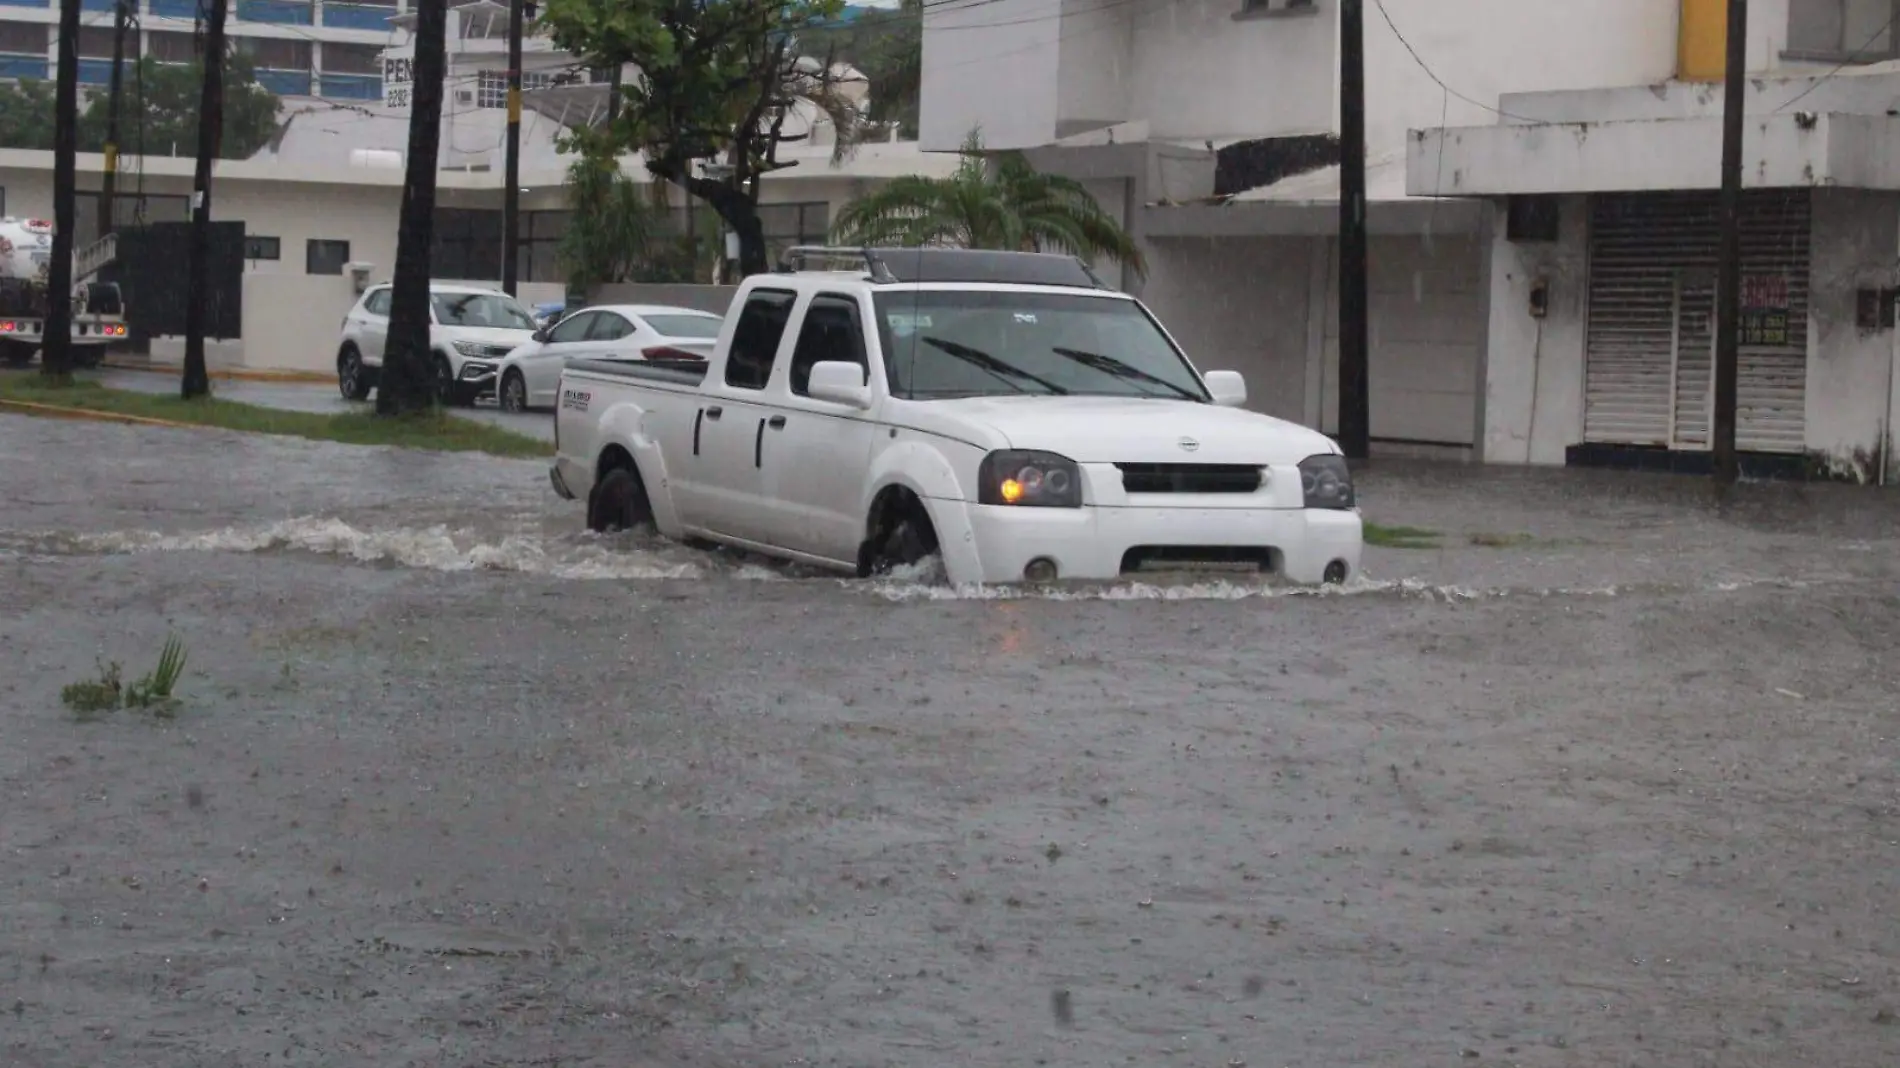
[550,247,1362,586]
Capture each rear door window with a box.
[724,289,797,391]
[364,289,391,316]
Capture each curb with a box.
[100,360,334,385]
[0,398,213,431]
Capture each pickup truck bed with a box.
[564,357,709,388]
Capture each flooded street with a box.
[4,413,1900,1066]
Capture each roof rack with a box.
[776,246,1112,290]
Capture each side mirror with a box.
[807,361,872,408]
[1203,370,1247,408]
[531,328,549,343]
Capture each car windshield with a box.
[432,292,537,330]
[871,290,1210,402]
[642,314,723,339]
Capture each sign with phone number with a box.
[383,55,413,110]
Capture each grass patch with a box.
[1467,531,1538,548]
[0,375,549,458]
[1364,522,1443,550]
[62,635,191,720]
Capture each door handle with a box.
[753,419,767,468]
[692,408,704,455]
[704,406,722,420]
[767,414,786,429]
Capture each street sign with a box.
[383,54,413,111]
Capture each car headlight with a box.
[1299,454,1355,510]
[978,450,1083,507]
[451,340,487,357]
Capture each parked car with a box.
[549,247,1363,587]
[336,282,541,406]
[494,304,724,413]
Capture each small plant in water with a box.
[63,636,190,720]
[61,661,123,720]
[125,635,189,717]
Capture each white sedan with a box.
[494,304,724,413]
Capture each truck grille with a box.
[1115,463,1263,494]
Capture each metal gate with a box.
[1584,191,1810,453]
[109,221,245,340]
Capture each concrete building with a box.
[921,0,1900,480]
[1412,0,1900,480]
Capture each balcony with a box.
[254,67,312,95]
[322,2,397,30]
[319,72,379,99]
[0,52,45,78]
[147,0,195,18]
[237,0,314,25]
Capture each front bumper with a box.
[947,501,1363,586]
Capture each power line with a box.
[1371,0,1542,124]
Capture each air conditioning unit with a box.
[455,88,474,104]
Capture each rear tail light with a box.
[1,321,13,332]
[642,345,705,363]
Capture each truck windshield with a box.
[432,293,537,330]
[871,290,1210,402]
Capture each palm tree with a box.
[829,129,1145,280]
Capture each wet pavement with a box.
[94,368,557,443]
[4,412,1900,1067]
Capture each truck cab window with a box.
[789,295,869,396]
[725,289,797,390]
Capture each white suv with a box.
[337,282,541,406]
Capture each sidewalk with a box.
[101,357,333,385]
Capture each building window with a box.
[322,41,381,74]
[1235,0,1318,18]
[306,239,351,275]
[758,201,831,267]
[517,210,568,283]
[433,208,502,279]
[0,21,47,55]
[148,30,200,64]
[245,235,281,261]
[1786,0,1900,62]
[476,68,555,108]
[237,36,312,71]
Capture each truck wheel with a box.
[0,341,34,367]
[587,466,654,533]
[858,490,941,576]
[338,346,372,401]
[499,370,528,413]
[73,348,104,370]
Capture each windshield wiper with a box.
[920,336,1069,395]
[1049,347,1202,401]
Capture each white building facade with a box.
[923,0,1900,479]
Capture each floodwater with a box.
[4,413,1900,1066]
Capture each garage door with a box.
[1584,191,1809,453]
[1321,234,1484,447]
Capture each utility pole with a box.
[44,0,81,379]
[182,0,226,399]
[99,0,131,241]
[501,0,523,296]
[1712,0,1747,486]
[1336,0,1370,460]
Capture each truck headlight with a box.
[1299,454,1355,510]
[978,450,1083,508]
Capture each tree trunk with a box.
[377,0,447,417]
[42,0,81,380]
[649,160,771,279]
[181,0,226,400]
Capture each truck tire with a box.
[0,340,34,367]
[338,345,372,401]
[73,347,103,370]
[587,466,654,533]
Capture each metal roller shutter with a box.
[1584,191,1809,454]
